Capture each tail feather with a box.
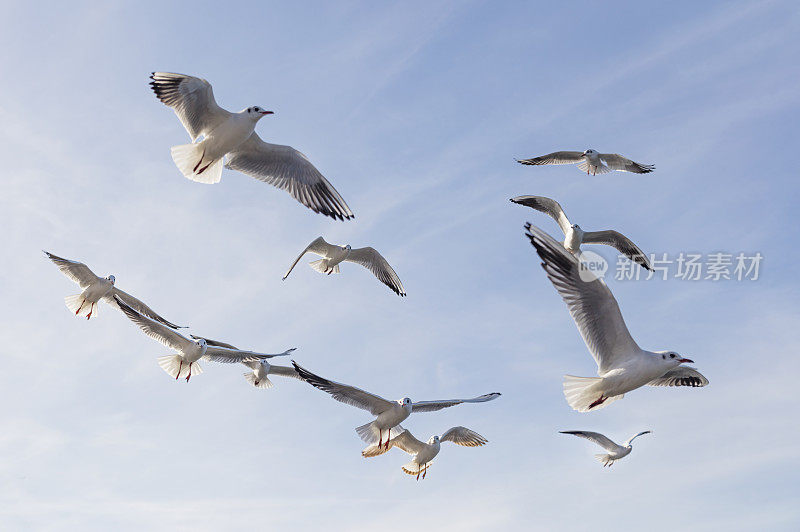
[563,375,623,412]
[64,294,96,318]
[355,422,403,445]
[170,143,223,184]
[595,453,613,466]
[158,355,203,380]
[243,372,273,389]
[401,461,432,475]
[309,259,328,273]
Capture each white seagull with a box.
[517,149,654,175]
[525,224,708,412]
[114,296,292,382]
[190,335,299,389]
[150,72,353,220]
[511,195,652,271]
[362,426,488,480]
[560,430,651,467]
[44,251,184,328]
[283,236,406,296]
[292,361,500,449]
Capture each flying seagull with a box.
[511,195,652,271]
[44,251,184,328]
[190,335,299,389]
[283,236,406,296]
[114,296,292,382]
[149,72,354,220]
[362,426,488,480]
[517,149,654,175]
[560,430,651,467]
[525,225,708,412]
[292,361,500,448]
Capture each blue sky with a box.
[1,0,799,529]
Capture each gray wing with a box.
[581,230,653,271]
[509,196,571,235]
[648,367,709,388]
[149,72,230,141]
[107,287,185,329]
[291,361,395,415]
[268,364,302,380]
[440,427,488,447]
[560,430,620,452]
[624,431,652,446]
[113,295,194,353]
[517,151,584,166]
[362,428,418,458]
[599,153,655,174]
[203,346,294,364]
[225,134,354,220]
[526,224,641,374]
[43,251,101,289]
[411,392,500,413]
[282,237,341,280]
[345,247,406,297]
[190,335,238,350]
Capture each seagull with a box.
[292,361,500,449]
[525,224,708,412]
[517,149,654,175]
[282,236,406,296]
[510,195,652,271]
[560,430,651,467]
[149,72,354,220]
[362,426,488,480]
[114,296,292,382]
[190,335,299,389]
[44,251,184,328]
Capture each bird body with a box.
[526,225,707,411]
[560,430,651,467]
[517,149,654,175]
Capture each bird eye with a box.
[670,354,676,358]
[662,355,666,359]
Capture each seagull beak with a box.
[260,110,274,115]
[678,358,694,363]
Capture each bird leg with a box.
[422,464,427,479]
[416,467,420,481]
[75,299,86,315]
[593,167,597,176]
[185,363,192,382]
[86,303,94,320]
[176,360,183,380]
[192,148,206,173]
[588,395,607,409]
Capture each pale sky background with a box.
[1,0,799,530]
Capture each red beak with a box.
[260,111,274,115]
[678,358,694,363]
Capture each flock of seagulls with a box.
[43,71,708,477]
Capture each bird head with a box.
[428,435,440,445]
[571,224,581,231]
[196,338,207,348]
[582,149,596,157]
[245,106,274,121]
[658,350,693,367]
[344,244,352,251]
[400,397,412,407]
[106,275,116,285]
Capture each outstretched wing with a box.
[291,361,394,415]
[411,392,500,413]
[441,426,488,447]
[517,151,583,166]
[190,335,238,350]
[225,134,354,220]
[108,287,185,329]
[282,237,341,280]
[510,196,571,235]
[560,430,620,452]
[203,346,294,364]
[268,364,302,380]
[43,251,101,289]
[114,295,194,353]
[648,367,708,388]
[599,153,655,174]
[624,431,652,446]
[526,224,641,374]
[361,428,418,458]
[345,247,406,296]
[149,72,230,141]
[581,230,652,271]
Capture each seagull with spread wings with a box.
[114,296,293,382]
[511,195,652,271]
[362,426,488,480]
[560,430,651,467]
[292,361,500,449]
[525,225,707,412]
[149,72,353,220]
[190,335,299,389]
[282,236,406,296]
[517,149,654,176]
[44,251,184,327]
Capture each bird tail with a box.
[563,375,623,412]
[158,355,203,380]
[170,142,223,184]
[401,461,432,476]
[309,259,340,274]
[594,454,613,466]
[64,294,98,318]
[243,372,273,389]
[355,422,404,445]
[361,443,389,458]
